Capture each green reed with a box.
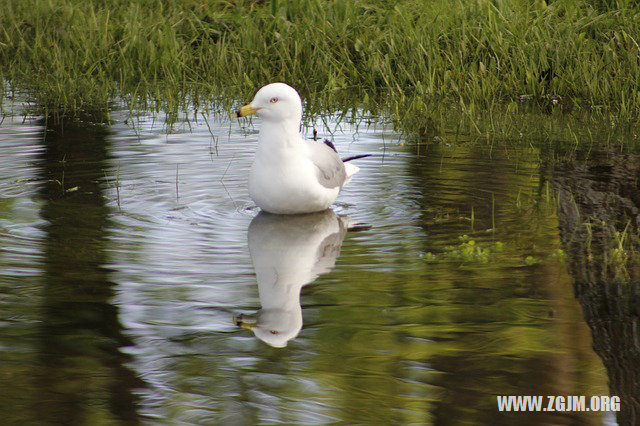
[1,0,639,135]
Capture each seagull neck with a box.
[258,285,303,310]
[259,119,301,147]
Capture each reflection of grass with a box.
[571,219,639,282]
[2,0,640,133]
[550,248,565,261]
[609,227,630,265]
[603,222,637,280]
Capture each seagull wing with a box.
[307,141,347,189]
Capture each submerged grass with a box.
[1,0,640,135]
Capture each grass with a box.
[1,0,640,135]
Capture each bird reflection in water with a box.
[236,209,358,347]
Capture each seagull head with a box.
[237,82,302,124]
[236,309,302,348]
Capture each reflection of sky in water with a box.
[105,111,418,421]
[0,104,616,424]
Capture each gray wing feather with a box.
[308,141,347,189]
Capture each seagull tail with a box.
[341,154,371,185]
[342,162,360,186]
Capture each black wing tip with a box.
[347,224,373,232]
[342,154,373,162]
[317,137,371,162]
[323,139,338,153]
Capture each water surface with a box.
[0,106,634,425]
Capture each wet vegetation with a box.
[2,0,640,136]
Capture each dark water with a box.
[0,105,636,425]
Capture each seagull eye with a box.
[270,330,279,335]
[269,97,279,104]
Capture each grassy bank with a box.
[1,0,639,132]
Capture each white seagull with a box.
[237,82,369,214]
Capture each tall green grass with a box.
[1,0,639,132]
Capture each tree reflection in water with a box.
[554,152,640,425]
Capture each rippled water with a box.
[0,105,632,424]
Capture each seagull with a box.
[237,82,369,214]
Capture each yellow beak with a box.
[234,313,257,330]
[239,321,256,330]
[236,104,258,118]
